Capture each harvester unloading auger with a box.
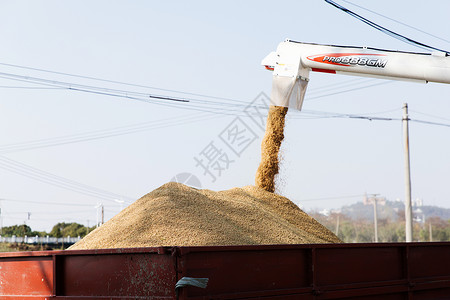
[255,40,450,193]
[262,40,450,110]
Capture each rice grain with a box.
[69,182,340,250]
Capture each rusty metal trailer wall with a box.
[0,243,450,299]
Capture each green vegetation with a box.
[311,213,450,243]
[1,222,95,238]
[0,243,54,252]
[49,222,94,238]
[0,243,13,252]
[1,224,46,237]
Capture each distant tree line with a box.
[2,216,449,244]
[1,222,95,238]
[311,212,450,243]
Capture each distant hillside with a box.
[337,201,450,222]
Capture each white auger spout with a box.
[262,40,450,110]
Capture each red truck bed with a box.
[1,242,450,299]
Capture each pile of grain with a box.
[69,182,340,249]
[255,106,288,192]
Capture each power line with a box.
[1,214,95,223]
[307,78,378,96]
[293,109,450,127]
[0,72,259,116]
[2,106,447,157]
[0,73,253,117]
[0,113,219,154]
[351,108,402,116]
[4,209,95,215]
[0,85,63,90]
[409,109,450,122]
[0,62,379,103]
[0,61,249,105]
[0,72,190,104]
[340,0,450,45]
[2,62,448,128]
[0,197,94,207]
[410,119,450,128]
[292,108,400,121]
[0,109,394,155]
[0,155,135,203]
[0,65,402,115]
[305,81,392,102]
[0,65,411,125]
[324,0,450,54]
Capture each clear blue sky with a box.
[0,1,449,231]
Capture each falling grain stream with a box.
[255,106,288,193]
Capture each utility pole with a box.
[429,223,433,242]
[373,199,378,242]
[403,103,413,242]
[95,203,101,228]
[0,199,2,236]
[101,204,104,225]
[365,194,385,243]
[0,207,2,236]
[335,214,340,236]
